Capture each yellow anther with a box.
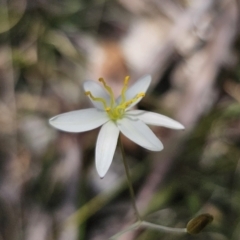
[98,77,105,83]
[85,91,90,95]
[105,107,110,112]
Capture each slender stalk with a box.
[109,221,141,240]
[113,137,187,239]
[142,221,187,234]
[109,220,187,239]
[118,136,141,221]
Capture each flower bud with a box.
[186,213,213,234]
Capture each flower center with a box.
[85,76,145,121]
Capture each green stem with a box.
[109,220,187,239]
[109,221,141,240]
[112,137,187,239]
[119,136,141,221]
[141,221,187,234]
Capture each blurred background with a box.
[0,0,240,239]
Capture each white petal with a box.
[117,118,163,151]
[126,110,185,130]
[116,75,151,109]
[83,80,111,110]
[95,121,119,178]
[49,108,109,132]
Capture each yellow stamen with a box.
[85,91,108,109]
[137,93,145,97]
[86,77,146,121]
[99,78,115,107]
[120,76,130,104]
[123,92,145,108]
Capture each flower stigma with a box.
[85,76,145,121]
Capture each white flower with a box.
[49,75,184,178]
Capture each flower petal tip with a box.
[171,122,185,130]
[156,145,164,152]
[178,124,185,130]
[49,116,55,123]
[48,116,58,128]
[97,169,107,179]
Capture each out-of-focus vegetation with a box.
[0,0,240,239]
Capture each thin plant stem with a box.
[109,220,187,239]
[118,136,142,221]
[109,221,141,240]
[141,221,187,234]
[113,137,187,239]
